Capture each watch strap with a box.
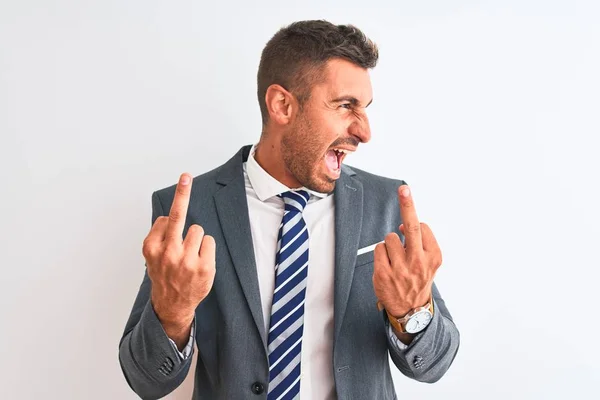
[383,294,434,334]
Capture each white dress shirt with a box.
[168,144,407,398]
[244,145,336,399]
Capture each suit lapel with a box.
[213,146,267,351]
[333,166,364,344]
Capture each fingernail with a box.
[401,187,410,198]
[180,174,190,185]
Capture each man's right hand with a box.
[142,173,216,344]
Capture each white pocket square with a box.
[357,241,384,255]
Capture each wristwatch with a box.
[383,296,434,334]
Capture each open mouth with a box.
[324,148,354,176]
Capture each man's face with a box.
[281,58,373,193]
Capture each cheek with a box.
[295,112,339,158]
[315,115,345,141]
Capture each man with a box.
[119,20,459,400]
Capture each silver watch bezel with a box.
[397,305,433,334]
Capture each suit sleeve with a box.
[118,191,195,400]
[385,282,460,383]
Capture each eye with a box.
[340,103,352,109]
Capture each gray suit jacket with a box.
[119,145,460,400]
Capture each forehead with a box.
[314,58,373,103]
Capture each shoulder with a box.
[342,164,406,229]
[343,164,407,195]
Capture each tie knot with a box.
[280,190,310,213]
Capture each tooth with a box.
[332,148,352,154]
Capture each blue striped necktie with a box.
[267,190,310,400]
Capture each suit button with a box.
[413,355,424,369]
[251,382,265,395]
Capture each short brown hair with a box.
[257,20,379,126]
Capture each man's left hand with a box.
[373,185,443,317]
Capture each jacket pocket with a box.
[355,249,375,267]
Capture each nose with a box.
[348,115,371,144]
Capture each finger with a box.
[399,224,406,248]
[183,224,204,253]
[419,223,439,252]
[147,216,169,243]
[166,173,192,241]
[142,217,169,259]
[420,223,443,269]
[397,185,423,253]
[199,234,216,259]
[399,224,405,246]
[374,242,391,269]
[401,222,432,248]
[373,242,391,283]
[383,232,406,265]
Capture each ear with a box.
[265,84,296,125]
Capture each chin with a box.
[290,161,337,194]
[307,177,336,194]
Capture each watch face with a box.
[405,310,433,334]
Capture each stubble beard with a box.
[281,114,336,194]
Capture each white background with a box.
[1,0,599,399]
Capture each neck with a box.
[254,134,302,189]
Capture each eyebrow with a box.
[331,96,373,108]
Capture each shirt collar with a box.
[246,144,329,202]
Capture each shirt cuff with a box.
[386,318,408,351]
[167,318,196,360]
